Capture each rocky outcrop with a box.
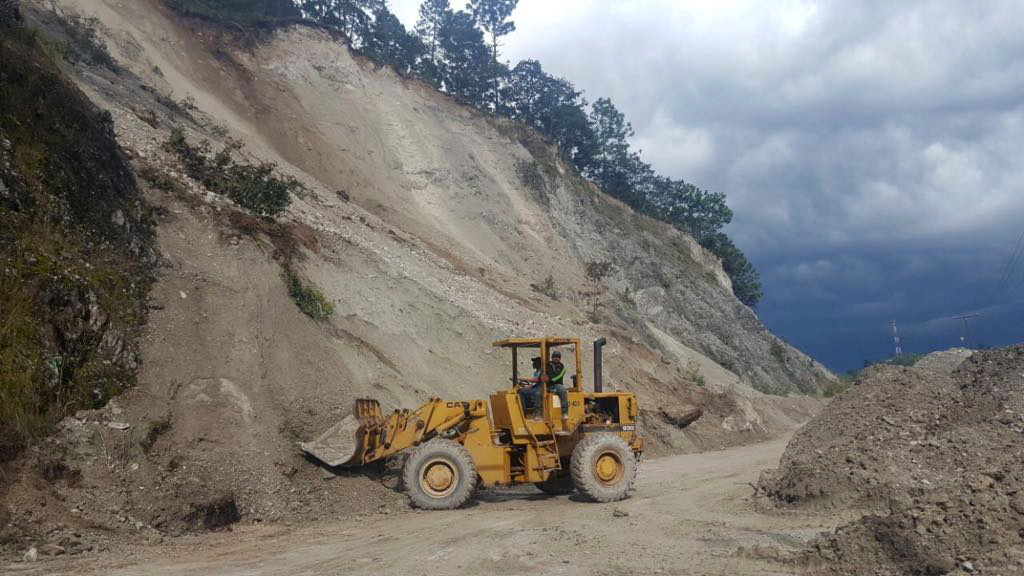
[0,17,156,461]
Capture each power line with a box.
[1007,279,1024,307]
[1007,240,1024,303]
[891,320,902,356]
[953,314,980,348]
[996,230,1024,297]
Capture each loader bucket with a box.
[300,399,382,467]
[300,415,363,466]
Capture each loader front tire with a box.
[570,433,636,502]
[403,439,477,510]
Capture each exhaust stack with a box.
[593,337,607,392]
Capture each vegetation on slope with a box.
[163,0,763,306]
[285,270,335,321]
[164,128,302,217]
[0,5,154,460]
[164,0,301,27]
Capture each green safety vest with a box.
[547,362,565,385]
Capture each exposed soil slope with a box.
[760,347,1024,575]
[4,0,832,557]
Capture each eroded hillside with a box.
[3,0,834,553]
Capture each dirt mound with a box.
[2,397,406,556]
[760,346,1024,574]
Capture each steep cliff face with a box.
[2,0,833,549]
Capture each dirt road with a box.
[8,437,839,576]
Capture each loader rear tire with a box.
[570,433,636,502]
[534,467,575,495]
[403,439,477,510]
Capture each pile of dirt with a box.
[1,396,406,557]
[759,346,1024,574]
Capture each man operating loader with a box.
[517,356,543,413]
[544,350,571,432]
[520,350,569,433]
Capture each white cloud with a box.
[630,108,714,179]
[794,258,834,280]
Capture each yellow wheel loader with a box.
[301,337,644,509]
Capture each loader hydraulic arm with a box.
[301,398,489,467]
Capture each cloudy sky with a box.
[389,0,1024,372]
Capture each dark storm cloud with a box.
[388,1,1024,370]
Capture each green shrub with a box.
[684,358,706,388]
[770,340,786,363]
[223,161,296,217]
[39,36,73,62]
[0,267,48,454]
[285,270,334,321]
[584,260,613,282]
[41,10,115,68]
[164,128,300,217]
[138,164,181,192]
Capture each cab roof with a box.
[492,337,580,348]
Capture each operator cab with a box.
[492,337,582,433]
[494,337,581,387]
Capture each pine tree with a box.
[468,0,517,110]
[585,97,646,203]
[414,0,451,85]
[299,0,381,46]
[644,176,733,242]
[364,7,423,74]
[436,9,491,106]
[503,60,596,168]
[296,0,762,306]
